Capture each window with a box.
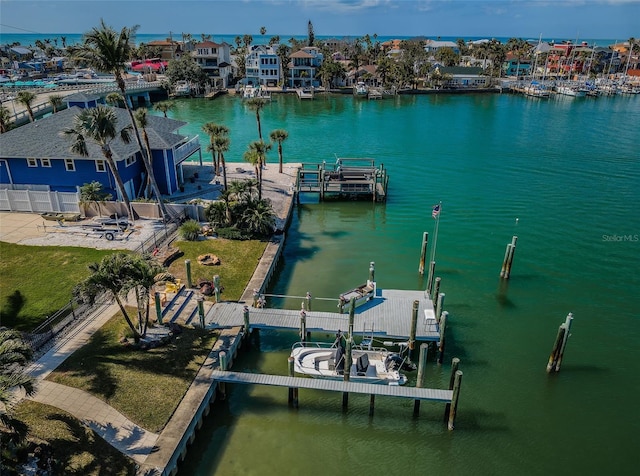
[64,159,75,171]
[125,156,136,167]
[27,158,37,167]
[40,158,51,167]
[96,160,106,172]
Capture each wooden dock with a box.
[207,288,440,342]
[211,370,453,402]
[296,157,389,202]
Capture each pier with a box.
[296,157,389,202]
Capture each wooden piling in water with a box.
[369,394,375,416]
[435,293,445,323]
[437,311,448,364]
[243,305,250,338]
[413,343,429,416]
[500,243,511,278]
[419,232,429,275]
[343,337,352,408]
[185,259,192,288]
[444,357,460,417]
[501,236,518,279]
[447,370,463,430]
[426,261,436,295]
[547,313,573,372]
[218,351,227,400]
[409,300,419,360]
[432,277,441,304]
[306,291,312,311]
[348,297,356,338]
[288,356,298,407]
[369,261,375,282]
[299,310,307,342]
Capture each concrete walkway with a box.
[25,299,160,465]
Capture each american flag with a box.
[432,204,441,219]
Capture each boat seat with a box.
[365,364,378,378]
[356,354,369,375]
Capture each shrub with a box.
[179,219,201,241]
[215,227,252,240]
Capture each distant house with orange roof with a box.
[193,40,232,88]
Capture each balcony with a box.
[174,135,201,164]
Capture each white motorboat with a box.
[354,81,368,96]
[290,332,414,386]
[524,82,550,98]
[296,87,314,99]
[556,85,587,97]
[173,80,191,97]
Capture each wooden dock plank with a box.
[211,371,453,402]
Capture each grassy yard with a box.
[167,238,268,300]
[12,400,137,475]
[47,312,217,432]
[0,242,114,331]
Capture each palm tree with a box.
[79,180,112,217]
[62,105,133,212]
[133,109,171,219]
[243,148,262,199]
[74,21,165,214]
[16,91,36,122]
[124,255,167,337]
[247,140,271,200]
[154,100,176,118]
[0,106,12,134]
[48,94,64,113]
[202,122,229,175]
[213,135,231,191]
[105,92,124,107]
[0,328,35,446]
[242,199,276,236]
[269,129,288,173]
[246,97,267,140]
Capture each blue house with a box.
[0,106,201,200]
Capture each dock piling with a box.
[196,295,205,328]
[348,297,356,338]
[306,291,312,311]
[218,351,227,400]
[299,309,307,342]
[437,311,448,364]
[500,236,518,279]
[369,261,375,282]
[419,232,429,275]
[444,357,460,417]
[343,336,352,409]
[409,300,419,360]
[414,343,429,416]
[288,356,298,408]
[447,370,463,430]
[546,313,573,372]
[243,305,250,338]
[432,277,441,306]
[435,293,445,323]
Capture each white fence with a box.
[0,189,81,213]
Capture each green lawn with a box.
[47,312,217,432]
[167,238,268,301]
[0,242,113,331]
[12,400,137,475]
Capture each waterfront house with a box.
[438,67,487,88]
[0,106,201,199]
[502,54,532,78]
[289,46,323,88]
[245,44,281,87]
[193,40,233,89]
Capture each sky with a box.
[0,0,638,40]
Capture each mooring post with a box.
[435,293,446,323]
[447,370,463,430]
[409,300,419,360]
[288,356,298,408]
[299,309,307,343]
[243,305,250,339]
[444,357,461,417]
[348,297,356,338]
[185,259,192,288]
[306,291,312,311]
[426,260,436,295]
[419,232,429,275]
[505,235,518,278]
[218,351,227,400]
[155,291,163,325]
[369,394,375,416]
[197,294,205,328]
[343,336,352,409]
[432,277,441,305]
[369,261,375,282]
[546,313,573,373]
[413,343,429,416]
[437,311,448,364]
[500,243,511,278]
[213,275,221,303]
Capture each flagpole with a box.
[426,201,441,296]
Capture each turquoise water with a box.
[161,93,640,475]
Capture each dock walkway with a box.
[207,288,441,342]
[211,370,453,402]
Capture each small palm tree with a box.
[269,129,288,173]
[79,181,112,217]
[62,105,133,212]
[105,92,124,107]
[154,100,176,118]
[247,140,271,200]
[202,122,229,175]
[246,97,267,140]
[48,94,64,113]
[213,135,231,191]
[242,199,276,236]
[0,328,35,447]
[16,91,37,122]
